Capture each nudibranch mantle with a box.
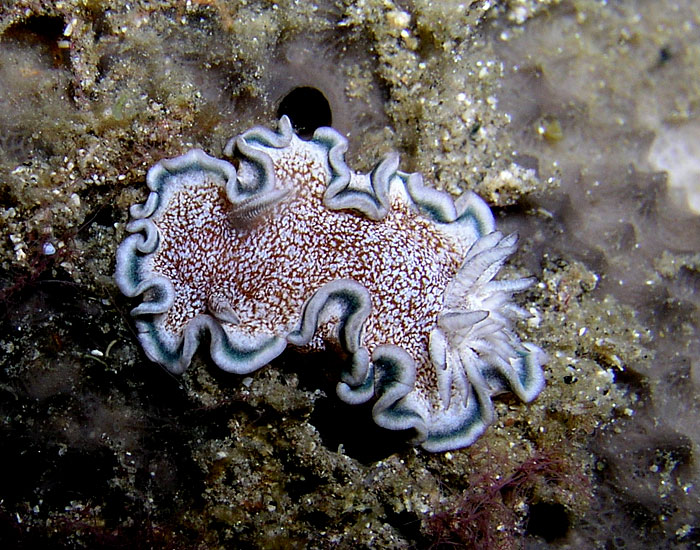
[115,116,546,452]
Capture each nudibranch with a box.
[115,116,546,452]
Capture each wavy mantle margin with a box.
[115,116,546,452]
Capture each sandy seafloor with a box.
[0,1,698,548]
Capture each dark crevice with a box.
[277,86,332,139]
[2,15,70,69]
[526,501,570,542]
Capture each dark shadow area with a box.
[284,350,414,464]
[277,86,332,138]
[2,15,70,68]
[526,501,570,542]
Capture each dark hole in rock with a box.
[44,448,117,506]
[87,203,119,227]
[277,86,332,139]
[385,509,430,546]
[0,183,16,209]
[3,15,70,68]
[527,501,570,542]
